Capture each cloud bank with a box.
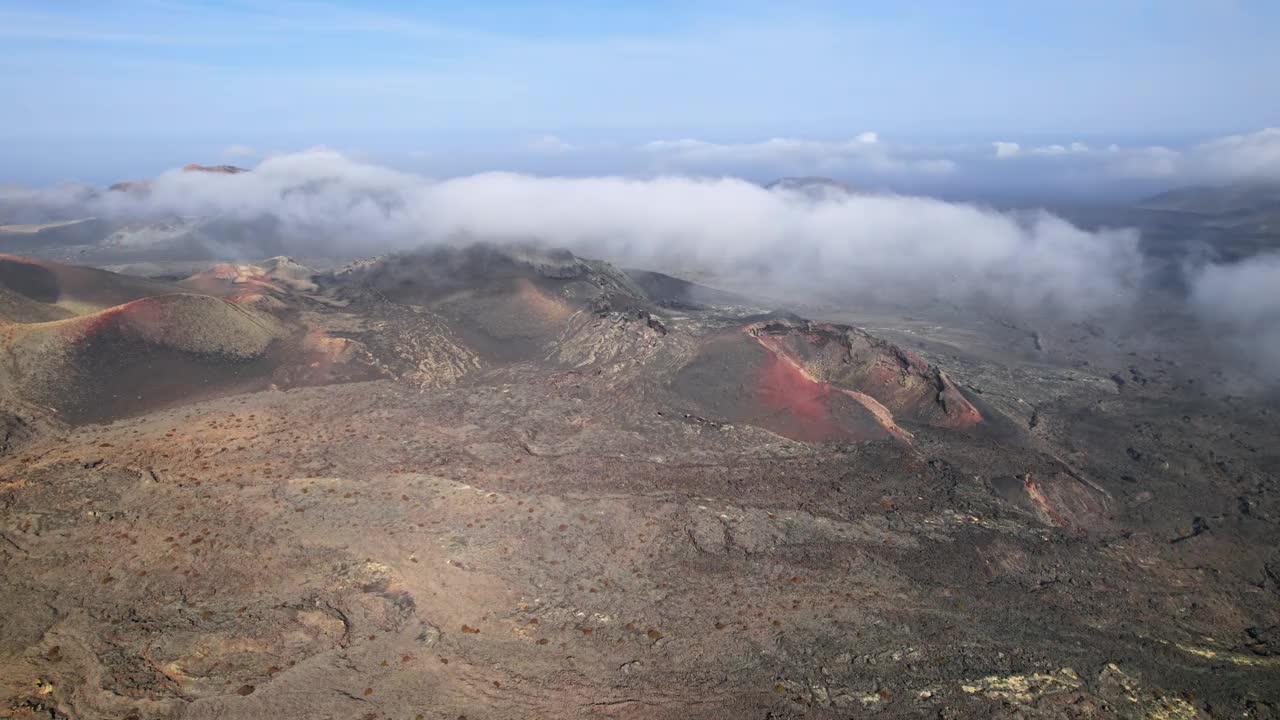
[641,133,956,179]
[1190,253,1280,380]
[9,147,1280,382]
[78,149,1141,318]
[364,127,1280,197]
[989,128,1280,183]
[630,127,1280,188]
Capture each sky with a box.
[1,0,1278,190]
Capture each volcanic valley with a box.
[0,235,1277,719]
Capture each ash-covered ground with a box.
[1,241,1278,720]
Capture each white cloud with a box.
[1106,145,1182,178]
[992,141,1089,158]
[222,144,257,158]
[82,149,1136,317]
[985,127,1280,182]
[1191,252,1280,380]
[989,136,1181,178]
[992,141,1021,158]
[642,138,712,152]
[1191,127,1280,181]
[527,134,575,152]
[642,135,955,176]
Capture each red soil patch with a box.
[756,349,842,442]
[745,320,982,434]
[754,339,913,443]
[182,264,284,304]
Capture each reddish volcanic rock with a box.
[754,346,913,443]
[673,317,979,444]
[106,163,246,192]
[756,349,830,431]
[181,257,316,308]
[745,318,982,433]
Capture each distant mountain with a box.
[1039,181,1280,271]
[1139,181,1280,215]
[98,214,288,261]
[182,163,249,174]
[1136,182,1280,249]
[1,163,271,263]
[106,163,249,194]
[764,176,862,199]
[108,179,150,193]
[0,217,114,252]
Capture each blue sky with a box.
[1,1,1278,185]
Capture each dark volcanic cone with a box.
[1,293,284,423]
[0,253,180,322]
[327,244,651,362]
[0,254,385,424]
[331,243,645,306]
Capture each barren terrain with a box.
[1,245,1278,719]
